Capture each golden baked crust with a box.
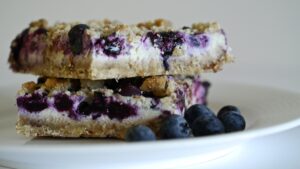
[15,76,210,140]
[17,114,163,139]
[9,19,233,80]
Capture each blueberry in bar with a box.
[16,76,210,139]
[8,19,233,80]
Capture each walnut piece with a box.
[22,81,37,92]
[140,76,175,97]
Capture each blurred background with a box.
[0,0,299,92]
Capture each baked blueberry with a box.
[188,34,209,48]
[10,28,29,67]
[16,93,48,112]
[77,101,91,116]
[189,36,200,47]
[146,31,184,70]
[100,33,124,57]
[184,104,215,126]
[125,125,156,141]
[147,31,184,56]
[68,24,89,55]
[198,34,209,48]
[192,116,225,136]
[118,83,142,96]
[218,111,246,133]
[217,105,241,119]
[160,115,192,139]
[106,101,137,121]
[54,93,73,112]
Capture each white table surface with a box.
[0,0,299,168]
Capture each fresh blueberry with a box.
[192,116,225,136]
[160,115,192,139]
[218,111,246,133]
[125,125,156,141]
[217,105,241,119]
[184,104,215,126]
[68,24,89,55]
[99,33,124,57]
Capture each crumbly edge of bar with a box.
[19,75,180,99]
[16,114,164,140]
[9,19,231,79]
[29,18,221,37]
[13,53,233,80]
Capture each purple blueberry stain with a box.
[17,92,48,113]
[192,78,210,105]
[189,36,201,47]
[175,89,185,113]
[118,83,142,96]
[34,28,47,35]
[10,28,48,69]
[27,28,47,53]
[94,33,125,58]
[146,31,184,70]
[76,92,138,121]
[105,101,137,121]
[187,34,209,48]
[10,28,30,68]
[54,93,74,112]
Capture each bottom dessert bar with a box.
[16,76,210,139]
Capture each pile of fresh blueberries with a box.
[125,104,246,141]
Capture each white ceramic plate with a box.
[0,82,300,169]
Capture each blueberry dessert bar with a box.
[16,76,209,139]
[9,19,233,80]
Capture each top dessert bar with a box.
[8,19,233,80]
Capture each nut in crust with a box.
[140,76,175,97]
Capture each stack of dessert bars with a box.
[8,19,233,139]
